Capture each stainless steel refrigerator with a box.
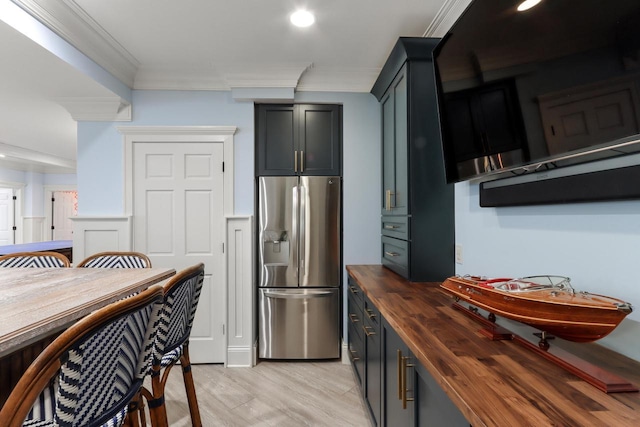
[258,176,341,359]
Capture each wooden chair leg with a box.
[180,345,202,427]
[143,369,170,427]
[124,390,144,427]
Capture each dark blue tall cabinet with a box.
[371,37,455,282]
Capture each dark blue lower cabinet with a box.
[383,318,414,426]
[415,363,469,426]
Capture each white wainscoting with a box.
[70,216,132,264]
[226,216,255,367]
[22,217,44,243]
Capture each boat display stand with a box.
[452,302,639,393]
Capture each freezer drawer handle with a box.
[263,290,335,299]
[385,251,400,257]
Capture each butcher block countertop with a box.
[346,265,640,427]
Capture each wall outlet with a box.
[455,244,463,264]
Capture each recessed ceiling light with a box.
[517,0,542,12]
[290,10,315,27]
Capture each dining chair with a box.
[0,251,70,268]
[76,251,152,269]
[0,285,164,427]
[140,263,205,427]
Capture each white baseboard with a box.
[342,340,350,364]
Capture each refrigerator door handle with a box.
[292,183,299,278]
[263,290,335,299]
[299,183,306,277]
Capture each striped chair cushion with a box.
[160,345,184,369]
[81,255,149,269]
[0,256,66,268]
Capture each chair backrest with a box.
[0,251,70,268]
[76,251,152,269]
[155,263,205,361]
[0,285,164,427]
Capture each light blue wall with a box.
[455,181,640,361]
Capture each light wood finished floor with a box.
[157,360,371,426]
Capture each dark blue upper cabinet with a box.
[256,104,342,176]
[372,37,455,282]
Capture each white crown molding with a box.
[0,141,76,173]
[296,66,381,93]
[56,97,132,121]
[11,0,139,87]
[224,63,312,90]
[423,0,473,37]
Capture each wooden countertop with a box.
[347,265,640,427]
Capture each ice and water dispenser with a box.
[262,230,289,266]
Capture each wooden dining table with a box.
[0,267,175,405]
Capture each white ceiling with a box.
[0,0,459,174]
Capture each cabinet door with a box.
[364,298,382,426]
[415,363,468,426]
[256,104,296,176]
[383,318,414,426]
[381,67,408,216]
[298,104,342,175]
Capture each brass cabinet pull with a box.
[300,150,304,173]
[348,313,360,323]
[385,189,396,210]
[363,325,376,337]
[401,355,415,409]
[384,224,400,229]
[348,285,359,295]
[385,251,400,257]
[349,349,360,361]
[365,308,376,320]
[294,150,298,172]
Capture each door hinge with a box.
[222,161,225,172]
[51,226,55,230]
[12,196,16,201]
[12,226,17,231]
[222,242,225,253]
[222,324,225,335]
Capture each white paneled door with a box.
[52,191,77,240]
[0,188,14,245]
[133,142,225,363]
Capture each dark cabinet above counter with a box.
[371,37,455,282]
[255,104,342,176]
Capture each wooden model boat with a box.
[441,275,633,342]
